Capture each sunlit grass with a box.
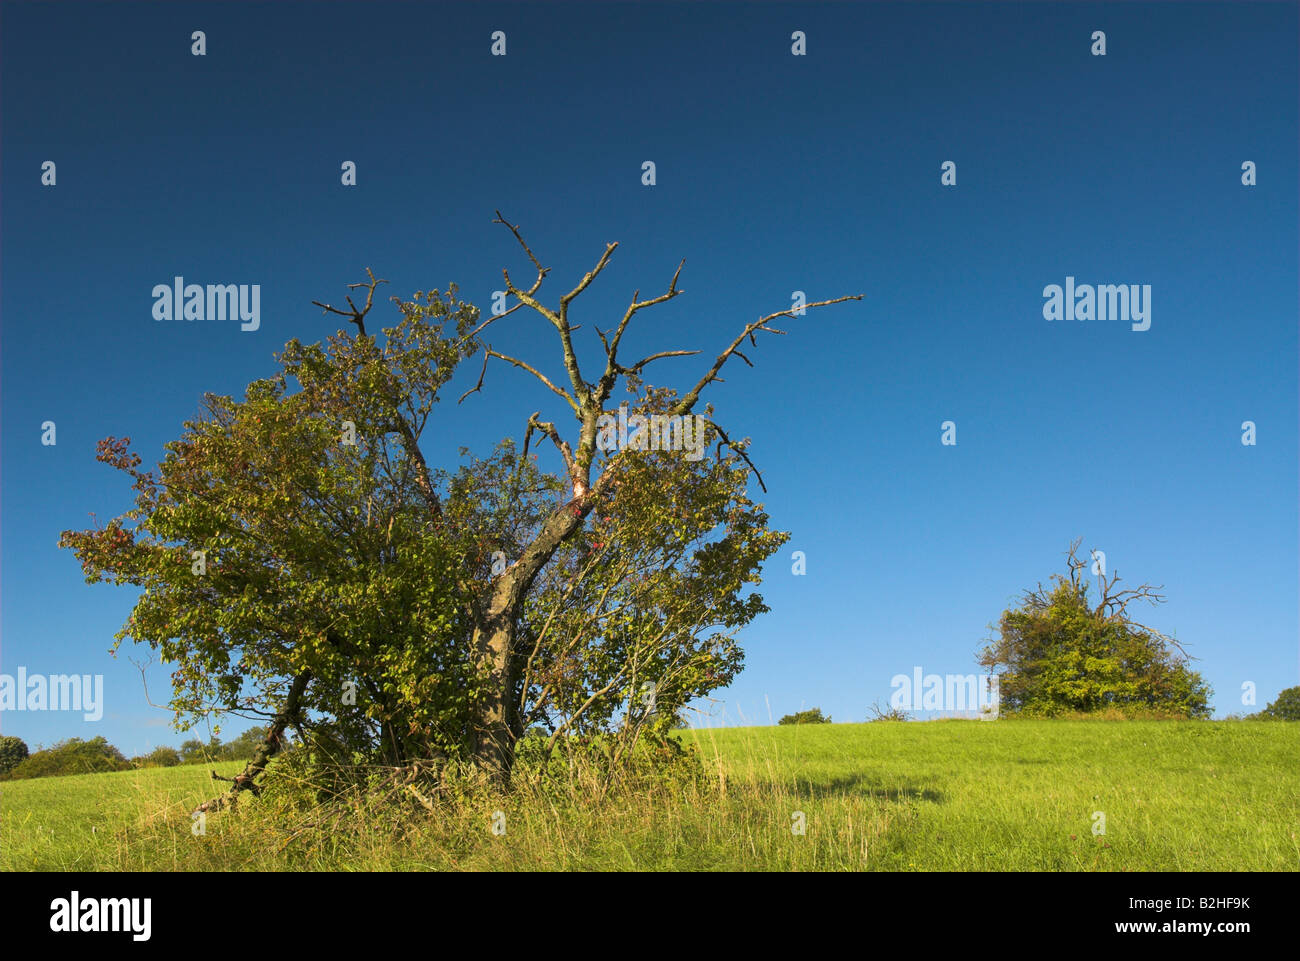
[2,721,1295,871]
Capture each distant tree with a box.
[979,540,1211,718]
[0,736,29,775]
[5,737,132,780]
[172,728,269,764]
[178,738,208,763]
[1259,686,1300,721]
[135,745,181,768]
[222,726,270,760]
[778,707,832,725]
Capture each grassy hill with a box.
[1,761,247,871]
[2,721,1296,871]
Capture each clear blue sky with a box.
[2,2,1296,754]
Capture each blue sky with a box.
[2,1,1296,754]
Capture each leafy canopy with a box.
[778,708,832,725]
[60,285,788,770]
[979,542,1211,718]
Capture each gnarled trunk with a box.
[468,496,592,783]
[470,614,519,782]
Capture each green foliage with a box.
[0,736,29,775]
[1259,686,1300,721]
[59,289,485,766]
[134,745,181,768]
[222,725,271,759]
[176,731,269,763]
[979,549,1211,719]
[779,707,832,725]
[4,737,132,780]
[178,738,208,763]
[59,285,786,781]
[518,385,785,762]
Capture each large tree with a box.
[978,540,1211,717]
[61,213,861,798]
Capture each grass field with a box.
[2,720,1297,871]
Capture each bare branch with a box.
[525,413,577,485]
[606,260,686,370]
[492,210,549,297]
[311,267,387,337]
[460,344,578,413]
[1128,621,1194,660]
[560,243,619,314]
[619,349,701,376]
[458,347,492,405]
[504,281,562,328]
[702,418,768,493]
[193,671,311,815]
[1099,575,1168,619]
[459,301,524,348]
[491,349,578,412]
[673,294,863,416]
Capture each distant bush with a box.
[5,733,257,775]
[4,737,132,780]
[178,738,209,763]
[1000,705,1197,722]
[178,726,269,764]
[0,736,29,775]
[1258,686,1300,721]
[867,701,910,722]
[778,708,831,725]
[221,726,270,760]
[133,745,181,768]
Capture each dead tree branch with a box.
[672,296,863,417]
[311,268,387,337]
[193,671,311,815]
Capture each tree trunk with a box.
[468,497,592,783]
[470,614,518,783]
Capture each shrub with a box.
[134,745,182,768]
[178,738,209,763]
[778,708,832,725]
[5,736,132,780]
[1259,686,1300,721]
[176,727,270,764]
[0,735,29,775]
[867,701,910,722]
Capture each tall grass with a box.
[2,721,1296,871]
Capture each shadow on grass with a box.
[795,773,944,803]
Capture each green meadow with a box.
[2,721,1296,871]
